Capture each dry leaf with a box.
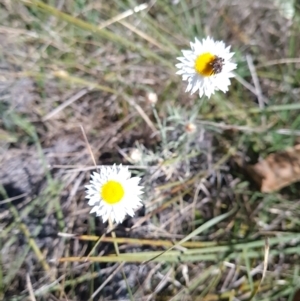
[236,145,300,193]
[293,288,300,301]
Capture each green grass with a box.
[1,0,300,300]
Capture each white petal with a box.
[90,206,99,214]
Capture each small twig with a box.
[108,218,120,256]
[256,58,300,68]
[26,273,37,301]
[263,237,270,282]
[123,95,157,133]
[89,263,125,300]
[85,233,106,261]
[98,3,148,29]
[0,193,28,205]
[42,88,89,121]
[246,238,270,301]
[246,54,266,126]
[49,164,150,171]
[120,20,168,50]
[80,125,97,169]
[234,72,269,104]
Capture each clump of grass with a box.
[1,0,300,300]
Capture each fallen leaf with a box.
[235,145,300,193]
[293,288,300,301]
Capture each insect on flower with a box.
[176,36,237,98]
[210,56,225,75]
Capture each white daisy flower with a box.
[85,164,143,224]
[176,36,237,98]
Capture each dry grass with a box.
[1,0,300,300]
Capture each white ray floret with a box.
[176,36,237,98]
[85,164,143,224]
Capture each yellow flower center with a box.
[101,180,125,204]
[194,52,217,77]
